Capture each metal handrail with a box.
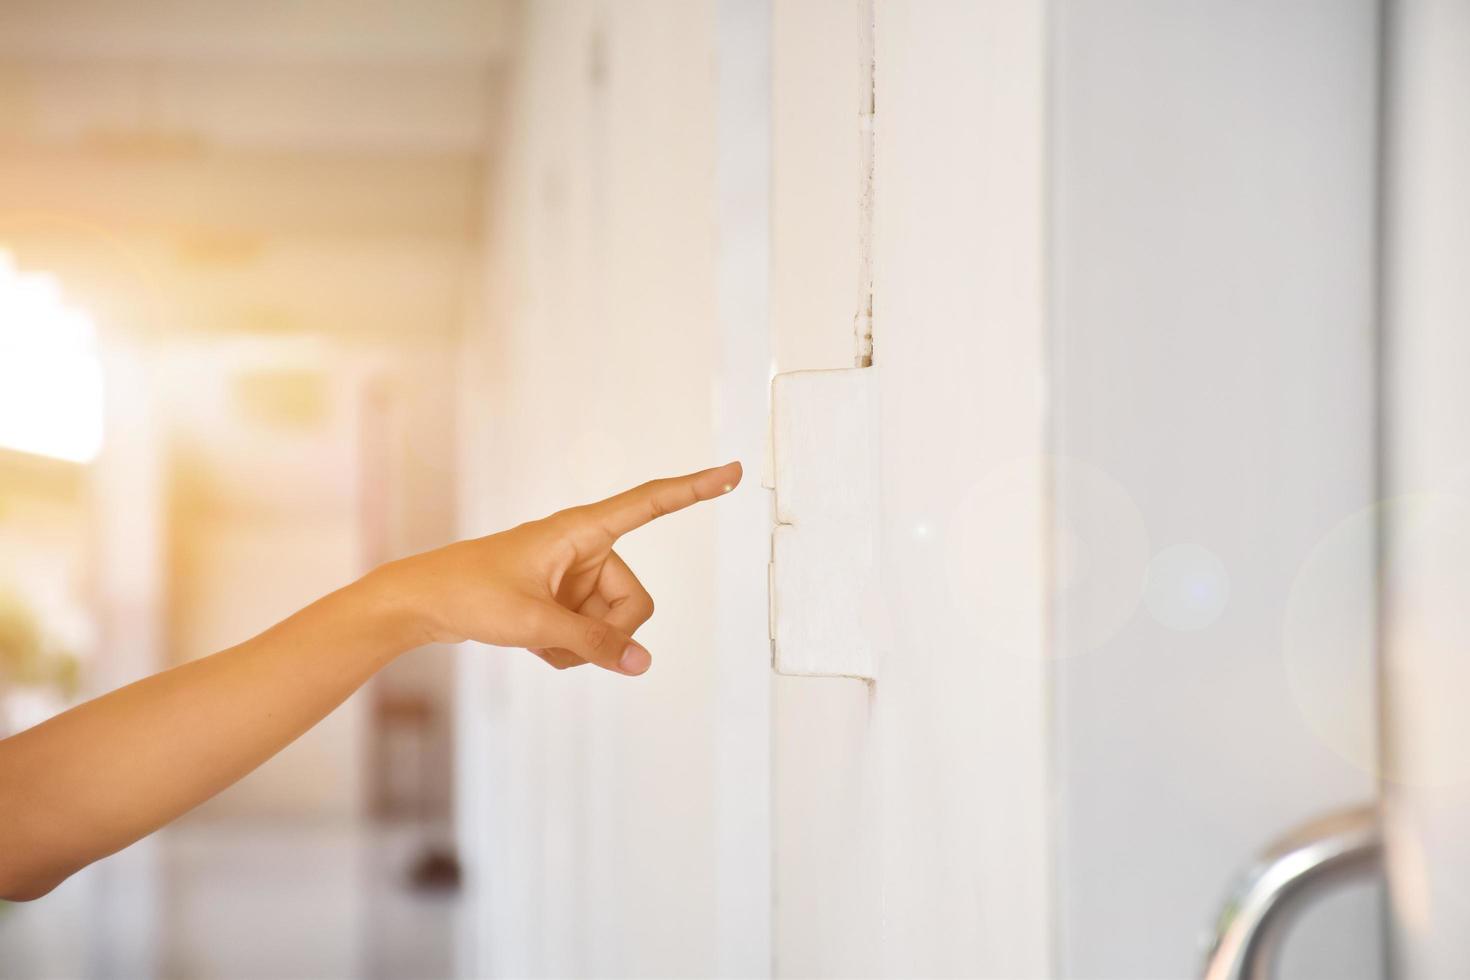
[1201,804,1382,980]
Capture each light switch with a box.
[769,367,880,680]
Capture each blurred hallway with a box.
[0,1,511,976]
[0,821,460,979]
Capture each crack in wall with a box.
[855,0,876,368]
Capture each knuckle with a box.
[584,621,611,652]
[646,479,675,517]
[558,505,612,543]
[541,511,578,538]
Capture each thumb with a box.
[533,602,652,676]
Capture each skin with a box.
[0,460,743,902]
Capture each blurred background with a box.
[0,1,499,975]
[1,1,1468,979]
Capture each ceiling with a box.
[0,0,514,65]
[0,0,516,340]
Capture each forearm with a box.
[0,567,426,900]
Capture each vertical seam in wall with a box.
[1369,0,1396,975]
[856,0,876,368]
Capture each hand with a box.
[379,461,743,676]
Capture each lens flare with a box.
[1142,543,1230,632]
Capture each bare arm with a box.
[0,461,741,901]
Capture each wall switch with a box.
[769,367,880,680]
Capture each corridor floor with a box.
[0,820,462,979]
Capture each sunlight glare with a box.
[0,251,105,463]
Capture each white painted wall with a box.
[1049,1,1384,976]
[770,1,1053,975]
[1380,2,1470,975]
[767,2,879,975]
[711,0,774,973]
[455,2,771,975]
[871,2,1054,971]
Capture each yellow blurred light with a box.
[0,251,105,464]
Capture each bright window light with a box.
[0,250,105,464]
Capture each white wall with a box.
[774,0,1386,975]
[871,1,1055,972]
[768,1,1054,975]
[462,3,1400,977]
[456,2,771,975]
[767,2,879,976]
[1050,1,1384,976]
[1381,1,1470,975]
[711,0,775,972]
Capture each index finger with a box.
[583,461,742,538]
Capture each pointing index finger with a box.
[586,461,742,538]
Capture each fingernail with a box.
[619,642,651,675]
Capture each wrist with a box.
[354,560,445,654]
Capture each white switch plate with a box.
[770,367,880,680]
